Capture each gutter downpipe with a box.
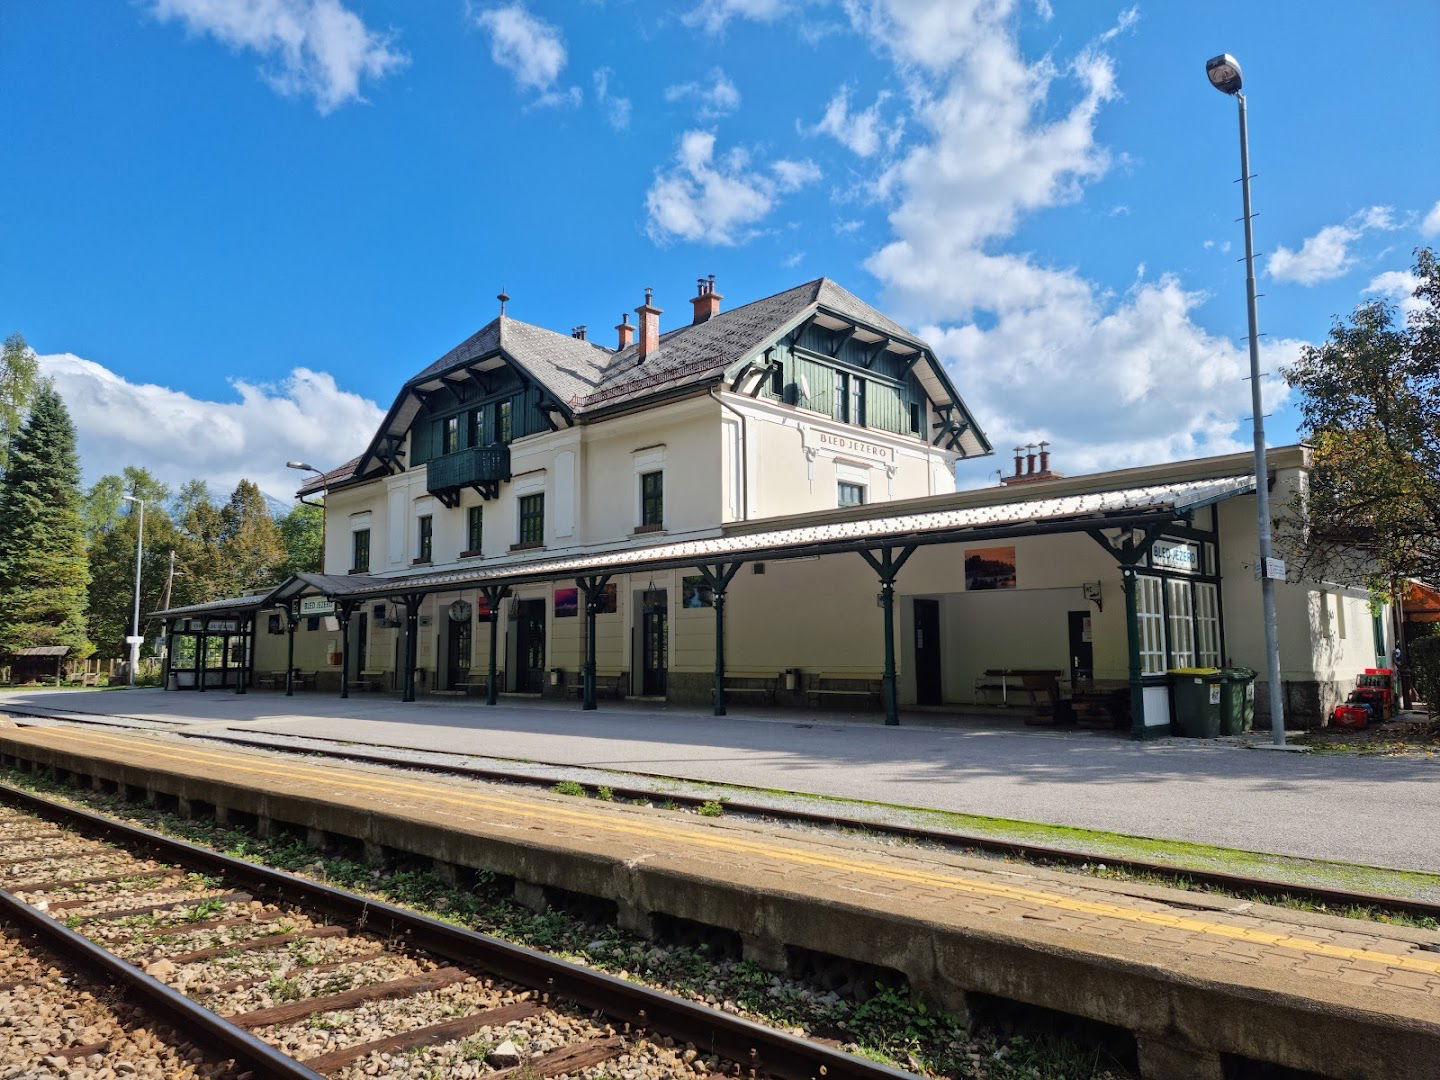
[710,386,749,522]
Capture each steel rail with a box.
[0,885,325,1080]
[0,781,918,1080]
[24,711,1437,925]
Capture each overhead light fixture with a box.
[1205,53,1243,95]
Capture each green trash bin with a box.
[1169,668,1223,738]
[1219,667,1257,735]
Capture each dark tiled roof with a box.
[12,645,71,657]
[411,316,613,407]
[152,593,271,619]
[298,456,362,496]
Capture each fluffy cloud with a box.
[644,131,822,245]
[148,0,407,113]
[40,353,383,504]
[1364,269,1425,318]
[682,0,796,34]
[1422,200,1440,237]
[593,67,631,130]
[1268,206,1396,286]
[807,86,901,158]
[473,3,577,105]
[664,69,742,120]
[833,0,1304,479]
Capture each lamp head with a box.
[286,460,316,472]
[1205,53,1243,95]
[122,494,141,504]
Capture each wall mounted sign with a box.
[814,430,894,462]
[299,596,335,616]
[964,546,1017,591]
[1151,540,1200,574]
[682,575,714,608]
[554,587,578,618]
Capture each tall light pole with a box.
[287,461,327,573]
[1206,53,1286,745]
[121,495,146,688]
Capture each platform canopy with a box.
[151,473,1257,619]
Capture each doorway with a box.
[1068,610,1094,685]
[913,598,942,705]
[640,589,668,696]
[349,612,368,682]
[514,599,547,693]
[446,615,472,689]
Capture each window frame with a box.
[466,505,484,555]
[837,481,866,509]
[497,400,513,443]
[832,369,850,423]
[517,492,544,546]
[441,415,459,455]
[351,528,370,573]
[416,515,433,563]
[640,470,664,528]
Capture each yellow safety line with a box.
[21,727,1440,979]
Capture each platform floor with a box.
[3,686,1438,872]
[2,723,1438,1079]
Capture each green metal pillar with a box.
[161,620,175,691]
[858,546,917,727]
[235,617,248,695]
[577,574,613,711]
[481,585,509,706]
[1121,567,1146,738]
[284,605,297,696]
[400,594,423,702]
[695,563,743,716]
[338,601,353,700]
[197,627,209,694]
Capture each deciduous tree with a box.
[0,332,39,474]
[278,501,324,575]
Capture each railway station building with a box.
[155,276,1390,734]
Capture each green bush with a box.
[1409,636,1440,716]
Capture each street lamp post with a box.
[1206,53,1286,745]
[287,461,328,572]
[121,495,146,688]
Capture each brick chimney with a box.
[690,274,722,325]
[1001,440,1063,485]
[615,313,634,351]
[636,288,662,361]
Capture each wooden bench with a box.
[713,671,781,706]
[567,671,628,700]
[806,675,883,709]
[976,669,1063,714]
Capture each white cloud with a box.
[836,0,1306,478]
[664,69,742,120]
[40,353,383,503]
[1364,269,1425,317]
[644,131,822,246]
[1268,206,1397,286]
[682,0,794,34]
[148,0,406,114]
[1097,5,1139,43]
[593,67,631,130]
[782,251,806,268]
[1422,200,1440,237]
[473,3,576,104]
[807,86,902,158]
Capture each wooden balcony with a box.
[426,444,510,506]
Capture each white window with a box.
[1136,575,1166,675]
[1167,579,1195,668]
[1195,583,1221,668]
[1335,592,1347,639]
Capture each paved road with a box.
[2,688,1435,871]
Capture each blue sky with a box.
[3,1,1437,498]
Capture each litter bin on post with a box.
[1219,667,1256,735]
[1169,668,1223,738]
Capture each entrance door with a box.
[913,599,942,705]
[641,590,668,696]
[514,599,546,693]
[350,613,368,680]
[446,616,472,689]
[1068,610,1094,685]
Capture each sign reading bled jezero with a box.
[814,431,894,462]
[299,596,336,616]
[1151,539,1200,574]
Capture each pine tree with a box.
[0,385,92,655]
[218,479,286,595]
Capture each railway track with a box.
[10,707,1439,924]
[0,781,917,1080]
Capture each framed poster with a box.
[681,575,714,608]
[554,587,578,618]
[965,546,1017,590]
[594,583,618,614]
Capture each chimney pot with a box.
[690,273,723,325]
[1012,446,1024,477]
[572,325,587,341]
[1025,443,1037,475]
[636,289,663,361]
[615,312,634,351]
[1038,440,1050,473]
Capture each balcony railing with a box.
[427,444,511,503]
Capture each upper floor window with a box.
[909,401,922,435]
[832,370,850,423]
[468,408,484,447]
[518,493,544,545]
[640,471,664,527]
[497,400,512,443]
[466,505,484,554]
[851,377,866,427]
[416,515,433,563]
[442,415,459,455]
[351,528,370,573]
[838,482,865,508]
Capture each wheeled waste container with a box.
[1169,668,1223,738]
[1219,667,1256,735]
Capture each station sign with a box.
[1151,539,1200,574]
[299,596,336,616]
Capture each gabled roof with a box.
[308,276,987,494]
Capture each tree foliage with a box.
[278,500,324,576]
[1283,248,1440,588]
[0,332,40,475]
[218,479,287,595]
[0,385,92,655]
[85,468,181,657]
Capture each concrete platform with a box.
[3,724,1438,1080]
